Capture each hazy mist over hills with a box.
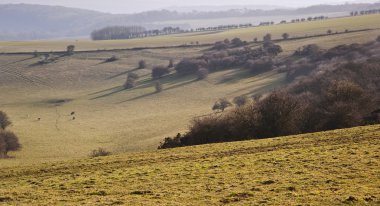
[0,0,379,13]
[0,1,379,40]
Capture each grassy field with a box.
[0,14,379,53]
[0,46,286,168]
[0,125,379,205]
[0,13,380,168]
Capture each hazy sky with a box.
[0,0,377,13]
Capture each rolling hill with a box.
[0,13,379,169]
[1,2,380,40]
[0,7,379,206]
[0,125,379,205]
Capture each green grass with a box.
[1,125,379,205]
[0,14,379,53]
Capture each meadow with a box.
[0,13,380,169]
[0,125,379,205]
[0,14,379,53]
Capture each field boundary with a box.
[0,28,379,56]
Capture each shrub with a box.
[255,91,304,138]
[168,59,174,68]
[231,37,247,47]
[253,37,258,43]
[213,41,228,50]
[263,33,272,42]
[105,55,118,63]
[66,45,75,55]
[159,104,258,149]
[264,43,283,56]
[327,29,332,34]
[224,38,230,44]
[124,72,139,89]
[245,57,274,74]
[233,95,251,107]
[155,81,163,93]
[138,60,146,69]
[294,44,320,57]
[317,80,372,130]
[282,33,289,40]
[0,111,11,130]
[90,148,111,158]
[152,66,170,79]
[377,35,380,42]
[175,59,207,75]
[208,56,237,71]
[212,98,233,112]
[0,130,21,158]
[158,133,182,149]
[286,61,316,81]
[197,68,209,80]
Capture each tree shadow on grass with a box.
[89,86,126,100]
[0,57,35,68]
[216,68,276,85]
[105,67,140,80]
[116,78,198,103]
[90,72,197,101]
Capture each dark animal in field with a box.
[72,117,76,120]
[70,112,75,116]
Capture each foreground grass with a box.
[1,125,379,205]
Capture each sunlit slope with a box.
[0,125,379,205]
[0,47,286,168]
[0,14,379,52]
[0,13,379,168]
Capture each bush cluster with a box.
[152,66,170,79]
[159,41,380,149]
[0,111,21,158]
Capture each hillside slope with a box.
[1,125,379,205]
[1,2,380,40]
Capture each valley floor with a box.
[1,125,379,205]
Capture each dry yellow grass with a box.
[0,47,286,168]
[0,13,380,168]
[0,125,379,205]
[0,14,379,53]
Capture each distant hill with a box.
[166,5,288,12]
[1,3,380,40]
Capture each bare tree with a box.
[66,45,75,55]
[263,33,272,42]
[282,33,290,40]
[233,95,251,107]
[212,98,233,112]
[0,111,11,130]
[138,60,146,69]
[0,130,21,158]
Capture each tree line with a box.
[91,26,182,40]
